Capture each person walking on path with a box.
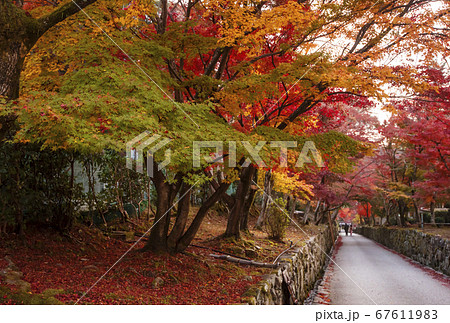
[349,223,353,236]
[344,223,349,236]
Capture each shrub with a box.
[435,210,450,223]
[265,198,290,240]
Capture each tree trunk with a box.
[0,0,100,235]
[210,176,234,210]
[0,0,99,99]
[0,16,31,140]
[288,196,296,222]
[331,208,339,222]
[0,42,23,100]
[398,199,407,227]
[327,211,335,246]
[313,200,322,224]
[175,181,230,252]
[166,182,191,251]
[144,168,231,253]
[52,154,75,232]
[240,180,257,232]
[0,0,98,142]
[255,170,272,229]
[0,0,36,98]
[225,165,255,238]
[430,200,436,225]
[385,199,393,226]
[303,200,312,224]
[413,199,420,228]
[115,180,129,223]
[143,166,173,253]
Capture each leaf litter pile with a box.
[0,212,317,304]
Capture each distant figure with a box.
[349,223,353,236]
[344,223,349,236]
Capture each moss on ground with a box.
[0,286,63,305]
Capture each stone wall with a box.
[357,226,450,276]
[242,225,337,305]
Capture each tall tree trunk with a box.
[166,182,191,251]
[385,199,393,226]
[412,199,420,228]
[398,199,407,227]
[430,200,436,225]
[0,1,36,99]
[0,41,23,100]
[225,165,255,238]
[0,3,35,140]
[240,180,257,232]
[143,165,173,253]
[255,170,272,229]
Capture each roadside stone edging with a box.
[242,225,337,305]
[356,226,450,276]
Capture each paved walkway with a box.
[315,232,450,305]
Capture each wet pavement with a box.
[314,232,450,305]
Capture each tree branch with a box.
[37,0,98,36]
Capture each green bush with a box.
[435,210,450,223]
[265,198,290,240]
[422,213,431,223]
[422,210,449,224]
[388,216,399,225]
[0,143,82,233]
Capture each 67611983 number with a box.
[375,310,438,320]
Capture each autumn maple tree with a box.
[1,0,449,251]
[373,68,450,226]
[0,0,101,100]
[2,0,450,308]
